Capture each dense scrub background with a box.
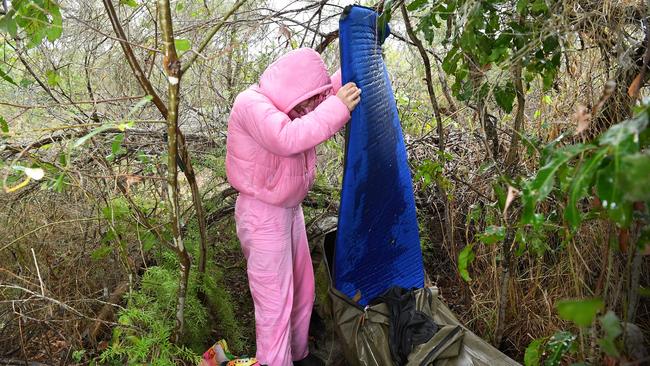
[0,0,648,365]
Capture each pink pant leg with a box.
[289,206,315,361]
[235,196,294,366]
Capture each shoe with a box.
[293,353,325,366]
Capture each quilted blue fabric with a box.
[334,5,424,306]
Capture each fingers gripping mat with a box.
[334,5,424,306]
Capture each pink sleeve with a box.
[331,68,343,94]
[241,94,350,156]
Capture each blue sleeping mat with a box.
[334,5,424,306]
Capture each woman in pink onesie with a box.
[225,48,361,366]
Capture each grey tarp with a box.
[319,230,521,366]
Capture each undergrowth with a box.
[98,214,244,365]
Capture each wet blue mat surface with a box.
[334,5,424,306]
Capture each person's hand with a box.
[336,82,361,112]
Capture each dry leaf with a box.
[591,80,616,118]
[574,104,592,134]
[503,185,520,220]
[279,25,291,41]
[124,174,143,193]
[628,73,642,98]
[618,228,629,253]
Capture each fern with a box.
[98,217,245,363]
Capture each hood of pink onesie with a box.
[258,48,332,114]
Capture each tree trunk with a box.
[401,4,454,248]
[158,0,191,342]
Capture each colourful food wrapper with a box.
[200,340,230,366]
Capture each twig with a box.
[30,248,45,297]
[102,0,168,117]
[1,217,101,253]
[181,0,247,75]
[69,15,163,54]
[0,95,147,109]
[4,285,123,327]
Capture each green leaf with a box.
[45,12,62,42]
[0,67,17,86]
[493,182,507,210]
[564,148,608,229]
[544,331,576,366]
[596,165,633,227]
[458,244,475,282]
[119,0,138,7]
[141,231,157,252]
[377,0,392,43]
[600,311,622,338]
[0,116,8,133]
[524,338,544,366]
[466,204,483,224]
[174,38,191,52]
[489,46,509,62]
[599,115,648,146]
[516,0,529,14]
[494,83,516,113]
[459,29,476,50]
[11,0,63,47]
[111,133,125,155]
[52,173,65,193]
[407,0,428,11]
[91,245,113,260]
[556,298,604,327]
[619,152,650,202]
[531,0,549,13]
[529,144,590,203]
[598,311,622,357]
[0,11,18,37]
[74,124,115,148]
[478,225,505,244]
[46,70,61,87]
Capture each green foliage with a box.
[619,152,650,202]
[0,0,63,48]
[526,305,627,365]
[119,0,138,7]
[174,38,191,52]
[477,225,505,244]
[0,67,17,85]
[72,349,86,363]
[99,214,245,364]
[556,298,604,327]
[46,69,61,87]
[0,116,8,134]
[544,331,577,366]
[494,83,516,113]
[520,102,650,231]
[524,338,543,366]
[524,331,576,366]
[376,0,392,42]
[457,244,475,282]
[98,286,201,365]
[409,0,562,112]
[522,144,590,224]
[414,153,453,192]
[598,311,622,357]
[107,133,126,161]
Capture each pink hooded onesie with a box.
[225,48,350,366]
